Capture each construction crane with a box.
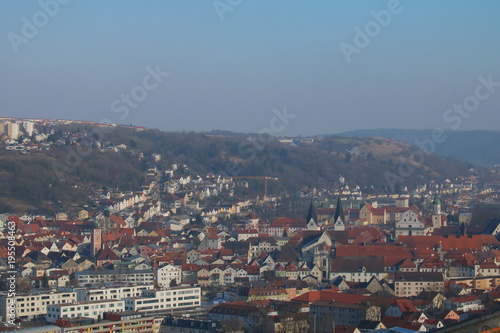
[231,176,279,199]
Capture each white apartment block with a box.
[156,264,182,288]
[47,299,125,322]
[63,316,163,333]
[124,287,201,313]
[23,121,35,136]
[75,269,153,285]
[4,122,20,140]
[61,284,153,302]
[0,291,77,321]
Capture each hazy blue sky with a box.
[1,1,499,136]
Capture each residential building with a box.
[4,122,20,139]
[444,295,484,312]
[330,256,387,283]
[310,300,381,330]
[75,269,153,285]
[359,203,387,225]
[58,314,163,333]
[393,272,444,297]
[61,284,153,302]
[209,302,274,332]
[47,299,125,322]
[23,121,35,136]
[247,237,280,259]
[0,291,77,321]
[124,287,201,313]
[160,316,223,333]
[156,264,181,288]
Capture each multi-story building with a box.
[156,264,181,288]
[6,326,63,333]
[330,256,387,283]
[23,121,35,136]
[0,291,77,321]
[4,122,20,139]
[46,299,125,322]
[395,210,431,236]
[160,316,223,333]
[54,315,163,333]
[61,284,153,302]
[394,272,444,297]
[310,301,381,330]
[124,287,201,313]
[75,269,153,285]
[359,203,387,225]
[247,237,280,259]
[209,302,273,332]
[444,295,483,313]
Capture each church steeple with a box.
[306,200,318,223]
[432,193,441,215]
[334,196,346,224]
[431,193,444,229]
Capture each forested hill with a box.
[0,125,485,214]
[340,129,500,166]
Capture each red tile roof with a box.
[398,235,499,251]
[292,290,367,304]
[336,244,413,259]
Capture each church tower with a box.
[306,200,318,223]
[91,228,102,257]
[333,195,347,226]
[432,193,443,228]
[306,200,319,230]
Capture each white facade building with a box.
[61,284,153,302]
[47,299,125,322]
[395,210,430,236]
[124,287,201,313]
[4,122,20,140]
[75,269,153,285]
[0,291,77,321]
[23,121,35,136]
[156,264,182,288]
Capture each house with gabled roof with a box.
[360,203,387,225]
[444,295,483,312]
[385,299,418,317]
[198,228,221,251]
[247,236,279,260]
[95,246,121,267]
[384,257,417,273]
[330,256,387,283]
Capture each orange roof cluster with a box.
[292,290,367,304]
[399,235,499,251]
[336,244,413,259]
[270,217,307,228]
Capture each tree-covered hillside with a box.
[341,129,500,166]
[0,125,487,214]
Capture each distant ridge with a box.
[340,129,500,166]
[0,124,488,214]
